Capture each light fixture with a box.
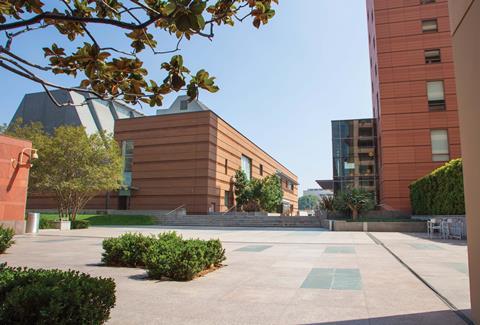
[11,148,39,169]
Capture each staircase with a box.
[154,214,324,228]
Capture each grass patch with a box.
[39,214,156,226]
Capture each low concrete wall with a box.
[333,220,426,232]
[26,208,186,217]
[412,215,465,221]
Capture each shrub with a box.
[0,264,115,324]
[0,227,14,254]
[102,233,156,267]
[71,220,90,229]
[39,218,54,229]
[410,159,465,215]
[144,235,226,281]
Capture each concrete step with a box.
[154,214,323,228]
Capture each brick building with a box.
[366,0,461,211]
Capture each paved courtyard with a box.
[0,227,471,324]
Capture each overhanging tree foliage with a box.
[0,1,278,107]
[7,121,123,221]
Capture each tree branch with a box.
[0,12,163,32]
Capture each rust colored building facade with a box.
[366,0,461,211]
[27,97,298,215]
[0,135,33,234]
[114,106,298,214]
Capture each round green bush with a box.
[143,233,226,281]
[0,264,116,324]
[0,226,15,254]
[102,232,156,267]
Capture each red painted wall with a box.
[0,135,32,234]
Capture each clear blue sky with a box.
[0,1,373,195]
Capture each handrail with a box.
[166,204,186,216]
[222,204,237,216]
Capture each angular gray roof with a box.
[10,89,143,134]
[156,95,210,115]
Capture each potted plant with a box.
[51,215,71,230]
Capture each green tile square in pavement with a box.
[301,268,334,289]
[324,246,356,254]
[301,268,362,290]
[332,269,362,290]
[235,245,272,252]
[409,243,443,250]
[445,262,468,274]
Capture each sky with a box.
[0,1,373,195]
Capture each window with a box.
[427,81,446,110]
[421,0,436,4]
[422,19,438,33]
[180,100,188,110]
[259,164,263,176]
[425,49,441,64]
[224,191,232,208]
[431,130,449,161]
[224,159,228,174]
[241,155,252,180]
[121,140,134,187]
[287,181,294,191]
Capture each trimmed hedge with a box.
[0,226,15,254]
[102,233,156,267]
[102,232,226,281]
[410,159,465,215]
[0,264,116,324]
[71,220,90,229]
[144,235,225,281]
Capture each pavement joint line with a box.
[17,234,378,246]
[366,232,474,325]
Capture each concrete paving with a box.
[0,227,471,325]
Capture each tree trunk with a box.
[352,208,359,221]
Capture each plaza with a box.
[1,227,470,324]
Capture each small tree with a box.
[259,175,282,212]
[8,123,123,221]
[298,195,320,210]
[335,188,374,220]
[319,196,335,212]
[233,170,282,213]
[233,170,250,210]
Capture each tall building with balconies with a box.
[366,0,461,211]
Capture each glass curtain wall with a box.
[331,119,378,203]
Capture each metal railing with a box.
[165,204,186,216]
[221,204,237,216]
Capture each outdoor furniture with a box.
[446,218,465,240]
[427,218,443,239]
[428,217,466,240]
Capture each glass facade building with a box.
[331,119,378,202]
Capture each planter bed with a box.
[331,220,426,232]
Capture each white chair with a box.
[427,218,442,239]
